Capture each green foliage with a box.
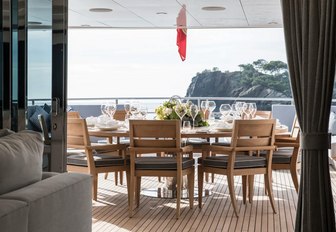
[238,59,291,96]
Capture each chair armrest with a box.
[181,145,193,153]
[275,142,300,148]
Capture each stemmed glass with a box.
[173,102,187,121]
[250,103,257,118]
[207,101,216,120]
[189,104,199,130]
[200,100,209,121]
[106,102,116,119]
[139,105,148,119]
[101,102,108,116]
[130,102,140,118]
[235,101,245,119]
[219,104,231,120]
[243,103,253,119]
[124,102,131,119]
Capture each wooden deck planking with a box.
[92,167,336,232]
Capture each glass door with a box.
[0,0,68,172]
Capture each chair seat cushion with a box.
[67,152,127,167]
[199,154,266,169]
[266,148,295,164]
[135,157,194,170]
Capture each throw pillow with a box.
[29,106,49,132]
[43,103,51,113]
[329,112,336,135]
[0,130,43,195]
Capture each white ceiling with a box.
[28,0,283,29]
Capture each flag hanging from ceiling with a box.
[176,5,187,61]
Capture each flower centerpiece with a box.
[155,99,209,127]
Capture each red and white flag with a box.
[176,5,187,61]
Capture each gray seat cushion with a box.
[269,148,296,164]
[67,153,127,167]
[135,157,194,170]
[199,154,266,169]
[0,130,43,195]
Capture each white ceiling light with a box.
[201,6,226,11]
[156,12,167,15]
[89,8,113,13]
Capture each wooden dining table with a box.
[88,124,288,143]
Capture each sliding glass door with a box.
[0,0,68,172]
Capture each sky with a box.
[67,28,287,99]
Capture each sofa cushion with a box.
[0,130,44,195]
[29,106,49,132]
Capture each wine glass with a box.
[130,102,140,118]
[207,101,216,120]
[200,100,209,121]
[250,103,257,118]
[139,105,148,119]
[189,104,199,130]
[243,103,253,119]
[173,102,187,121]
[106,101,116,119]
[235,101,245,118]
[219,104,231,120]
[101,102,108,116]
[124,102,131,119]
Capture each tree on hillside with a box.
[239,59,292,97]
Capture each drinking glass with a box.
[106,102,116,119]
[139,105,148,119]
[173,102,187,121]
[182,121,191,133]
[101,103,108,116]
[250,103,257,118]
[200,100,209,121]
[124,102,131,119]
[219,104,231,120]
[130,102,140,118]
[243,103,253,119]
[189,104,199,130]
[235,101,245,118]
[207,101,216,120]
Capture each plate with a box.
[96,125,120,131]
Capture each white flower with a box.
[164,108,173,116]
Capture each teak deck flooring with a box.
[92,164,336,232]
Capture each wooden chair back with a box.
[129,120,181,149]
[114,110,127,121]
[67,118,90,149]
[67,111,81,119]
[231,119,276,150]
[255,111,272,119]
[290,116,300,138]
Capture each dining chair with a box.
[128,120,194,218]
[113,109,127,121]
[104,108,129,184]
[198,119,277,217]
[67,111,81,118]
[255,110,272,119]
[272,116,301,192]
[67,118,129,201]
